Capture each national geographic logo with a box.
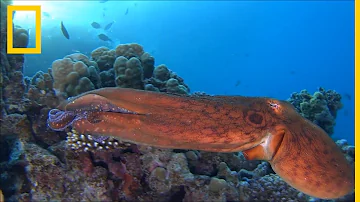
[7,5,41,54]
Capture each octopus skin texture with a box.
[47,87,354,199]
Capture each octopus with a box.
[47,87,354,199]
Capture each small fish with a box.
[42,11,51,17]
[72,49,81,53]
[344,93,351,100]
[104,21,115,30]
[125,8,129,15]
[99,0,108,3]
[91,22,101,29]
[98,33,112,42]
[60,21,70,39]
[235,80,241,87]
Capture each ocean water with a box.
[14,1,354,144]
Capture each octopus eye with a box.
[269,102,279,109]
[268,101,281,113]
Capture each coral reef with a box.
[51,53,100,97]
[0,0,30,117]
[0,9,353,201]
[287,87,343,135]
[50,43,189,97]
[145,64,190,94]
[0,0,12,48]
[0,38,193,201]
[91,46,116,72]
[114,56,144,89]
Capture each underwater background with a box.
[15,0,354,143]
[0,0,355,201]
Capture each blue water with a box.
[15,1,354,144]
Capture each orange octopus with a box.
[47,87,354,199]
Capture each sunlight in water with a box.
[12,1,53,22]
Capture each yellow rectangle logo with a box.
[7,5,41,54]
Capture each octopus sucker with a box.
[47,87,354,199]
[66,128,131,152]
